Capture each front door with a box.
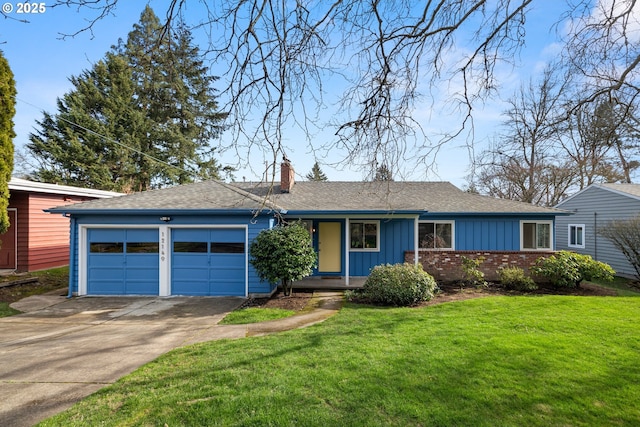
[318,222,341,273]
[0,209,17,269]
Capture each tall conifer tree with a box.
[0,51,15,234]
[27,6,227,192]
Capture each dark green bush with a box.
[498,267,538,291]
[531,251,615,288]
[363,263,437,306]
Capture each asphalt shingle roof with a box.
[598,183,640,200]
[48,180,563,215]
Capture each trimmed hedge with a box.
[363,263,437,306]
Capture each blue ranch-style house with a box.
[47,161,568,297]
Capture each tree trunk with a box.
[282,279,292,296]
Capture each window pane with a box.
[350,222,378,249]
[211,242,245,253]
[350,223,363,248]
[419,223,435,248]
[536,223,551,249]
[364,223,377,249]
[523,223,536,249]
[576,227,583,246]
[173,242,208,253]
[126,242,159,253]
[90,242,123,253]
[569,226,576,245]
[435,223,452,248]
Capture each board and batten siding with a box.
[454,217,520,251]
[556,186,640,278]
[348,218,413,276]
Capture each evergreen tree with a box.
[117,7,227,187]
[305,161,328,181]
[0,51,15,234]
[27,6,227,192]
[29,53,147,192]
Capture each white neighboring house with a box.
[556,183,640,278]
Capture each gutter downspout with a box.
[594,212,598,261]
[67,215,76,298]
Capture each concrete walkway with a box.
[0,290,343,427]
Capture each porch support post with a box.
[414,216,419,266]
[345,218,350,286]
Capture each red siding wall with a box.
[405,250,554,282]
[9,192,29,271]
[7,192,89,272]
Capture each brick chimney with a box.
[280,159,295,193]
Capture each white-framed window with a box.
[350,221,379,251]
[419,221,454,249]
[568,224,585,249]
[520,220,553,250]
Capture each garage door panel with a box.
[171,228,246,296]
[87,272,125,295]
[87,228,159,295]
[173,229,208,241]
[89,229,125,241]
[172,253,209,263]
[210,229,245,242]
[172,280,209,295]
[173,267,209,281]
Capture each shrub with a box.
[363,263,437,306]
[498,267,538,291]
[249,221,317,296]
[461,256,487,287]
[531,251,615,288]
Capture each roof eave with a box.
[424,211,571,216]
[282,209,426,216]
[45,208,276,216]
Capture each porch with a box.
[292,276,367,290]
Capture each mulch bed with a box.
[239,290,315,311]
[418,281,618,307]
[247,282,620,311]
[0,279,623,311]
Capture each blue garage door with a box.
[172,228,246,296]
[87,228,160,295]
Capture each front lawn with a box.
[40,295,640,426]
[219,307,296,324]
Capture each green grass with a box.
[587,275,640,296]
[219,307,296,325]
[0,302,20,317]
[40,295,640,426]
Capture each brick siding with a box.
[405,250,555,282]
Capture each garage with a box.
[171,228,247,296]
[87,228,160,295]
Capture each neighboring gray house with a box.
[556,183,640,278]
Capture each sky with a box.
[0,1,569,187]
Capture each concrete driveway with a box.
[0,292,245,427]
